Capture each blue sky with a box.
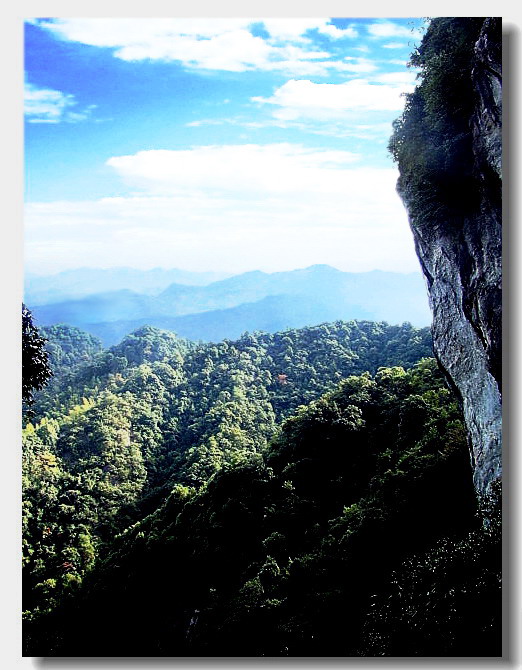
[24,17,427,276]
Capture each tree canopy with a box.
[23,304,52,405]
[22,320,500,656]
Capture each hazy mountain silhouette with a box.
[25,267,231,305]
[29,265,431,345]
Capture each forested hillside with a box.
[22,320,500,655]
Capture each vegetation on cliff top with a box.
[389,18,500,220]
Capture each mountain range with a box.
[28,265,431,346]
[24,267,231,305]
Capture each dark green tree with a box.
[23,304,52,405]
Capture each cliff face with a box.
[394,18,502,495]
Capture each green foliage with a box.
[22,320,500,656]
[56,391,148,517]
[25,347,499,656]
[22,304,52,405]
[22,320,432,629]
[41,324,103,373]
[361,489,501,656]
[110,325,187,366]
[389,18,496,220]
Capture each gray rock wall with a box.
[397,19,502,495]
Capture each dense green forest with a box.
[22,318,500,656]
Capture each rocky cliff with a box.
[391,18,502,495]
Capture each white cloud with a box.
[24,86,73,123]
[32,17,359,47]
[253,77,415,123]
[30,18,251,45]
[382,42,407,49]
[185,119,225,128]
[24,82,96,124]
[117,29,274,71]
[371,70,417,86]
[106,144,362,196]
[366,20,423,42]
[319,23,358,39]
[341,57,378,73]
[261,18,357,41]
[24,82,92,123]
[367,21,423,40]
[30,18,358,73]
[184,115,395,142]
[25,152,420,275]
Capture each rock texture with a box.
[397,18,502,495]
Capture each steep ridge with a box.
[391,18,502,494]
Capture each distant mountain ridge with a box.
[25,267,232,305]
[81,294,375,346]
[29,265,431,346]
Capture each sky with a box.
[24,17,427,276]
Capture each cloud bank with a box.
[26,143,419,275]
[29,18,362,73]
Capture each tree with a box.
[23,304,52,405]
